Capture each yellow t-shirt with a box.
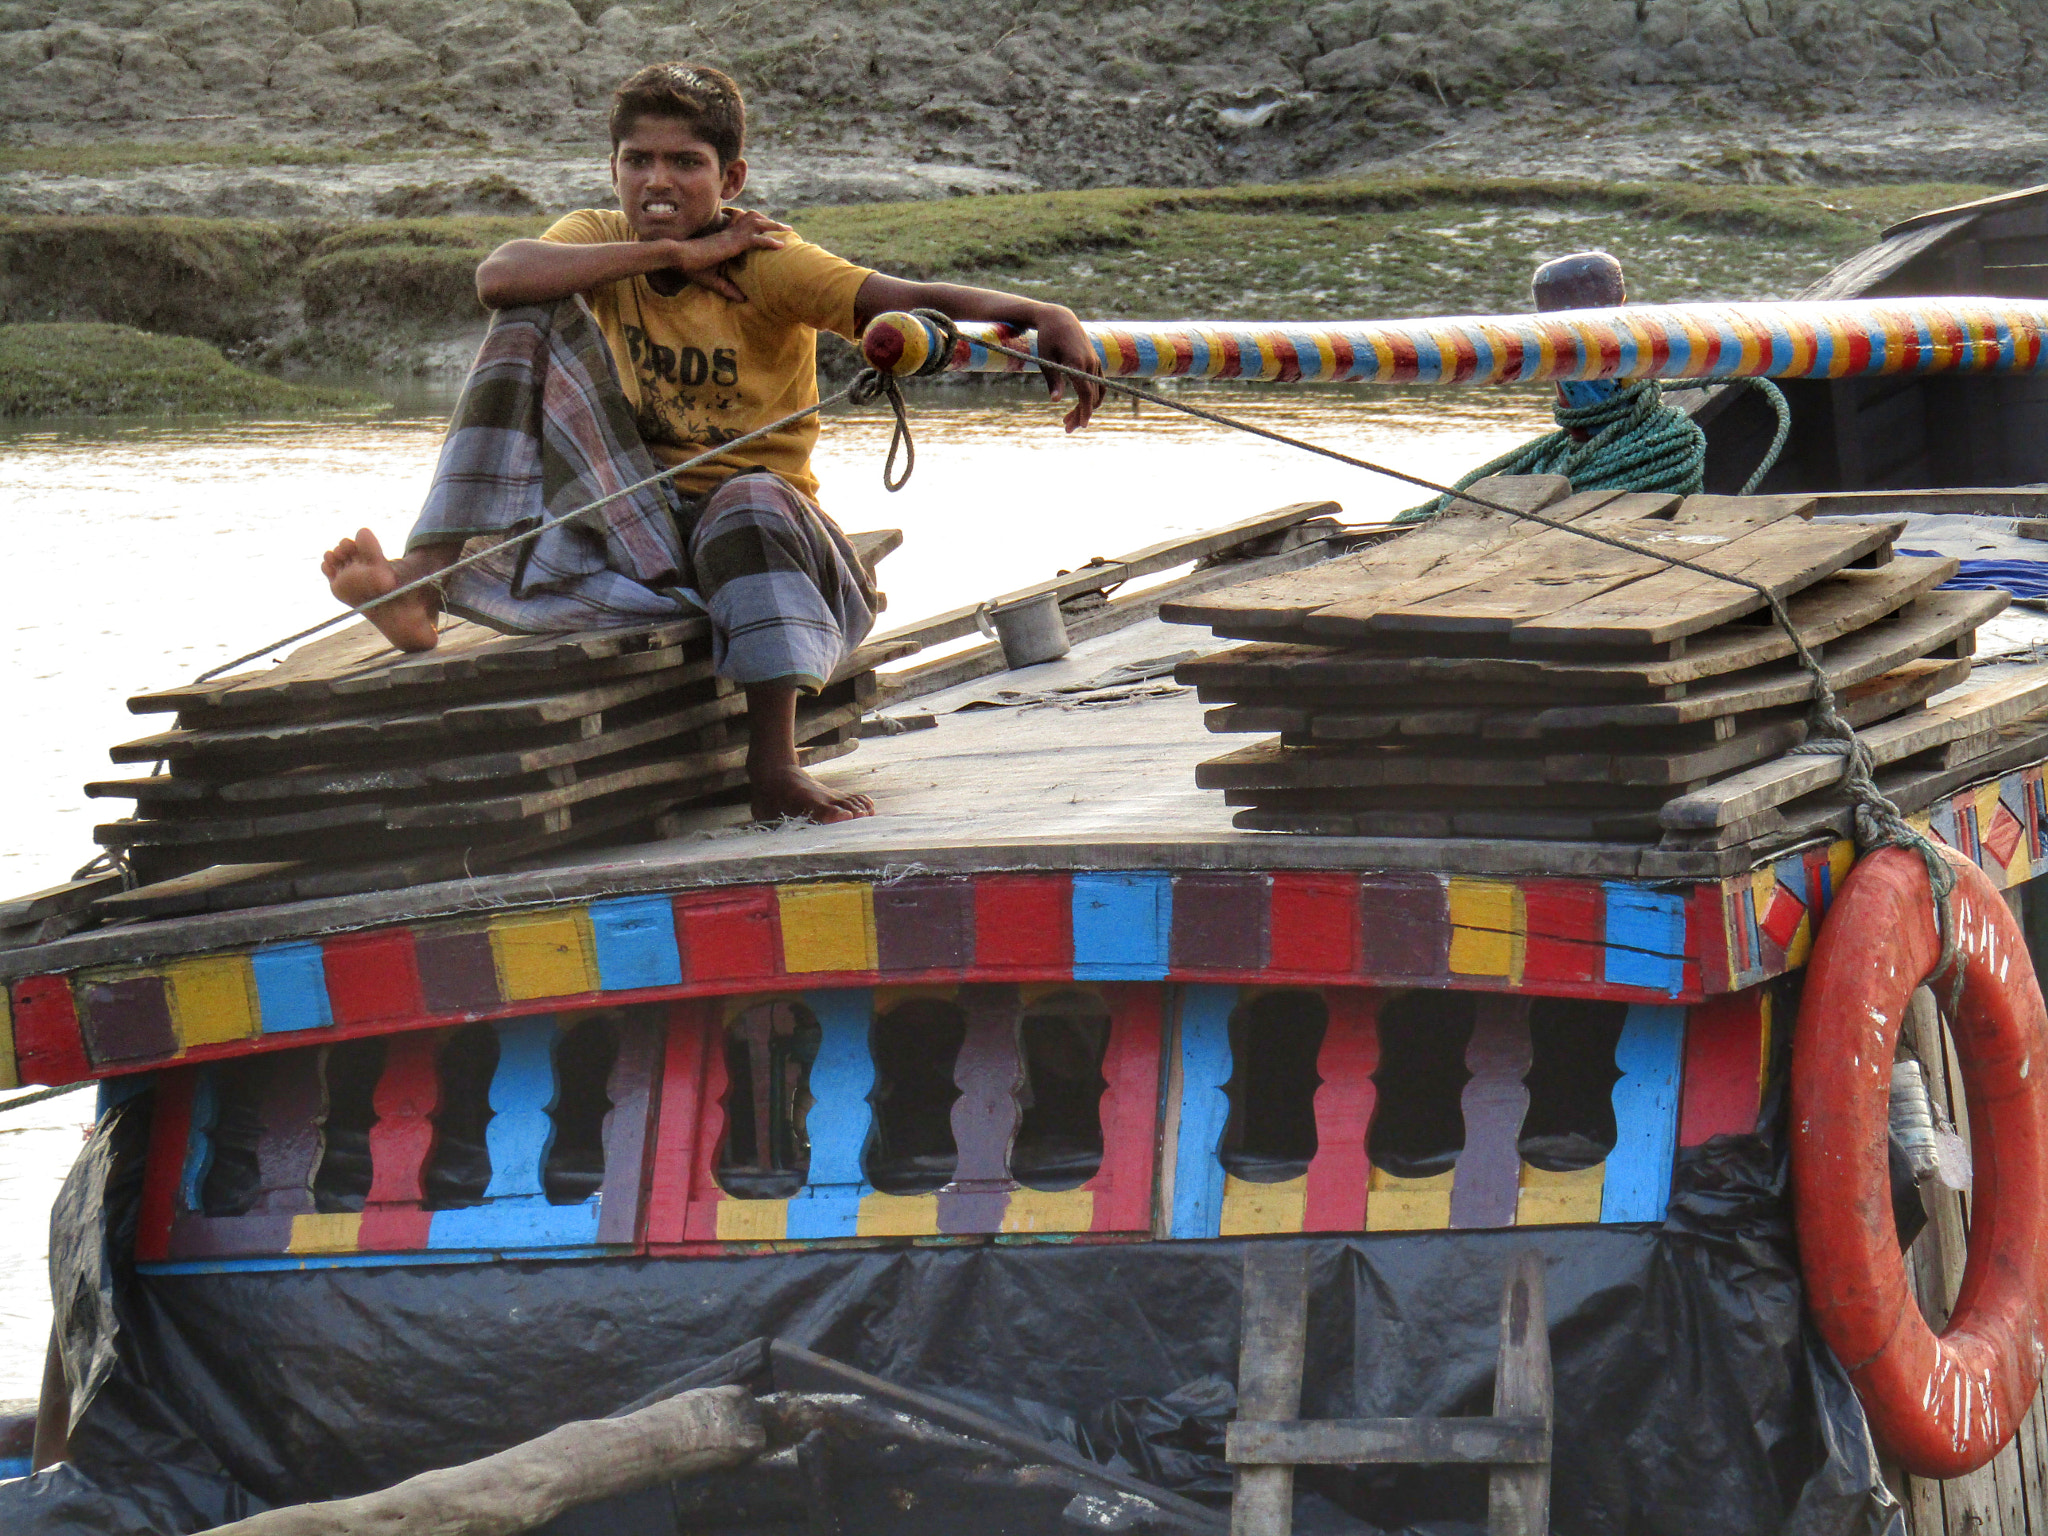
[541,208,873,502]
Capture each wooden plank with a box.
[1509,516,1905,649]
[1298,496,1675,641]
[1228,1417,1548,1467]
[112,670,705,765]
[252,1050,327,1217]
[1490,1251,1552,1536]
[1160,478,1585,633]
[1232,1244,1309,1536]
[1517,593,1995,732]
[1661,664,2048,829]
[1179,557,1959,692]
[879,535,1340,701]
[1450,996,1530,1231]
[1362,509,1811,637]
[875,500,1343,651]
[359,1032,442,1251]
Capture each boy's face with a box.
[610,116,747,242]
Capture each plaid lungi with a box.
[409,298,876,689]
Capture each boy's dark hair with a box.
[610,63,746,165]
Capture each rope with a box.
[940,317,1959,987]
[0,1082,92,1114]
[1394,376,1792,524]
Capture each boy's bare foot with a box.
[750,764,875,824]
[320,527,441,653]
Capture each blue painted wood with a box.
[785,989,875,1240]
[1601,1004,1686,1223]
[1169,986,1236,1239]
[1073,872,1173,980]
[250,943,335,1034]
[180,1071,219,1212]
[481,1016,559,1202]
[589,896,684,991]
[427,1199,602,1250]
[1601,885,1687,995]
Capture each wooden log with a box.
[193,1384,765,1536]
[1227,1417,1547,1466]
[1232,1244,1310,1536]
[1490,1252,1552,1536]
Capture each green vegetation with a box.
[0,324,380,418]
[795,177,1998,320]
[300,216,545,326]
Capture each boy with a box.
[321,62,1102,824]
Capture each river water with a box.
[0,378,1552,1401]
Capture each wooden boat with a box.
[11,202,2048,1535]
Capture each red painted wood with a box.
[1303,989,1380,1232]
[1678,990,1766,1147]
[358,1205,433,1251]
[643,1003,711,1245]
[974,875,1072,972]
[322,930,424,1028]
[1522,934,1599,987]
[1268,873,1358,975]
[597,1018,663,1245]
[682,1013,733,1242]
[11,975,91,1086]
[136,1069,196,1262]
[1088,984,1163,1234]
[364,1032,442,1208]
[677,889,781,985]
[1521,881,1604,943]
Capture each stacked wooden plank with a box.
[1163,476,2048,871]
[83,533,910,917]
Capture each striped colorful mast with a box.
[860,297,2048,386]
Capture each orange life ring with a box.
[1792,844,2048,1478]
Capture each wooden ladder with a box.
[1225,1247,1553,1536]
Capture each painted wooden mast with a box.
[860,295,2048,386]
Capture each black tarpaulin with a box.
[0,1093,1904,1535]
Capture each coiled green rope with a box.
[1396,376,1791,523]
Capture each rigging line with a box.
[192,376,872,685]
[955,322,1962,979]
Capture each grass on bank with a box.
[0,324,380,418]
[793,177,1999,319]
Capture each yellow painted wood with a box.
[1757,990,1774,1098]
[1826,838,1856,894]
[856,1192,940,1236]
[1783,909,1815,969]
[288,1212,362,1254]
[1001,1187,1095,1232]
[1365,1168,1455,1231]
[1219,1173,1306,1235]
[715,1198,790,1241]
[1515,1162,1606,1225]
[778,883,878,974]
[165,955,260,1048]
[0,988,16,1091]
[1447,878,1523,980]
[490,910,598,1001]
[872,983,959,1011]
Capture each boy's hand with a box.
[1032,304,1104,432]
[667,209,791,301]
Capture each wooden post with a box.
[1226,1250,1552,1536]
[1490,1251,1552,1536]
[193,1385,765,1536]
[1233,1246,1310,1536]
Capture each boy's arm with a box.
[476,211,790,308]
[854,274,1105,432]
